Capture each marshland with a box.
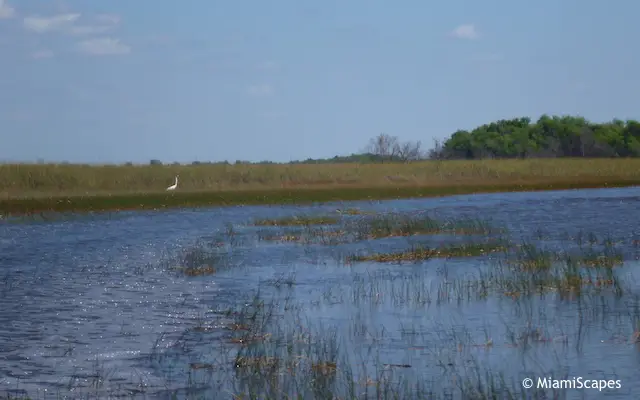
[3,158,640,215]
[4,115,640,215]
[2,185,640,399]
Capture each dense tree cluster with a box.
[432,115,640,159]
[351,115,640,163]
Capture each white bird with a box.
[166,175,178,191]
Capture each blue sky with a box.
[1,0,639,164]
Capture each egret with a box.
[166,175,178,191]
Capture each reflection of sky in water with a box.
[0,186,639,398]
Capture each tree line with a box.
[147,115,640,165]
[432,115,640,159]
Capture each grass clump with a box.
[335,207,374,215]
[167,229,243,277]
[253,214,339,227]
[347,241,506,263]
[349,213,499,239]
[173,285,561,400]
[481,241,626,300]
[255,214,501,247]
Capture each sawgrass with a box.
[2,158,640,214]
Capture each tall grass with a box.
[3,158,640,198]
[3,158,640,215]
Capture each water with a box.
[1,187,640,399]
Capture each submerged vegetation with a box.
[3,203,640,399]
[158,212,637,398]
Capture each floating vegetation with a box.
[347,213,501,240]
[256,232,304,243]
[165,234,239,277]
[253,214,340,227]
[9,192,640,400]
[477,241,627,301]
[255,213,502,248]
[335,207,374,215]
[189,362,215,370]
[347,241,506,263]
[228,333,272,346]
[181,264,216,276]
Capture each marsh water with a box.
[2,187,640,399]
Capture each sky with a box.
[1,0,639,164]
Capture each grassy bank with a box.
[1,159,640,214]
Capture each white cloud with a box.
[24,13,80,33]
[77,37,130,55]
[68,14,120,36]
[31,49,54,59]
[451,24,479,40]
[247,83,274,97]
[23,12,120,36]
[0,0,15,19]
[22,11,129,57]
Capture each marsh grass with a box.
[256,213,502,248]
[4,159,640,197]
[347,241,507,263]
[252,214,340,227]
[336,232,631,309]
[347,213,501,239]
[167,226,247,277]
[476,242,627,301]
[6,212,638,399]
[4,158,640,214]
[170,285,568,400]
[335,207,374,216]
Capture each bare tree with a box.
[396,140,423,162]
[368,133,400,162]
[427,139,444,160]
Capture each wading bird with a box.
[166,175,178,191]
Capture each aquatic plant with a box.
[252,214,340,227]
[347,241,506,263]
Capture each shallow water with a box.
[1,187,640,399]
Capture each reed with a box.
[255,213,500,246]
[2,158,640,215]
[4,158,640,197]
